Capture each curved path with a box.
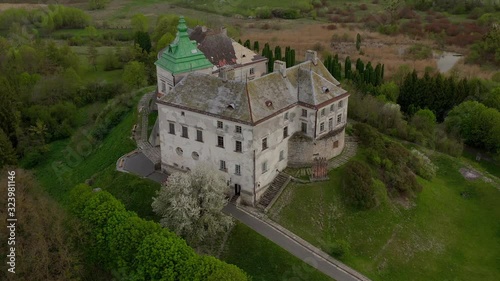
[223,204,371,281]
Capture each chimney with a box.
[202,26,207,33]
[273,60,287,78]
[219,65,231,82]
[305,50,318,65]
[221,26,227,36]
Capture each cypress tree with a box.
[356,33,361,51]
[345,56,351,80]
[274,45,282,61]
[381,64,385,81]
[238,39,242,45]
[374,63,382,86]
[268,49,274,72]
[253,41,260,53]
[290,49,296,66]
[244,39,251,49]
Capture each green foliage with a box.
[131,13,149,33]
[156,32,175,52]
[445,101,500,153]
[253,41,259,52]
[378,81,399,102]
[88,0,110,10]
[469,28,500,66]
[0,128,17,168]
[134,31,152,53]
[408,44,433,60]
[69,184,249,280]
[409,149,438,180]
[342,160,376,209]
[410,108,436,136]
[102,48,122,71]
[255,6,272,18]
[123,61,147,90]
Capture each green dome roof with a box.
[155,16,213,75]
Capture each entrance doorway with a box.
[234,184,241,196]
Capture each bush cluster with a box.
[69,184,249,281]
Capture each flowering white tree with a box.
[152,163,233,246]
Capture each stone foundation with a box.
[288,127,345,167]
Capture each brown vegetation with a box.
[0,169,84,281]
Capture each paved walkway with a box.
[223,204,371,281]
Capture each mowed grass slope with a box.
[269,154,500,281]
[221,223,334,281]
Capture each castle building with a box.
[155,17,349,205]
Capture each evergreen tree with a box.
[274,45,282,61]
[356,58,364,74]
[244,39,251,49]
[374,63,382,86]
[253,41,259,53]
[238,39,242,45]
[290,49,295,66]
[381,64,385,81]
[344,56,351,80]
[356,33,361,51]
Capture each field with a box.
[269,152,500,280]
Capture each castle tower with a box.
[155,16,213,95]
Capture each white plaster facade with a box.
[157,54,348,206]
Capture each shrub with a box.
[342,160,376,209]
[271,8,300,19]
[324,239,350,259]
[255,6,272,19]
[409,149,438,180]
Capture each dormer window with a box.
[322,86,329,93]
[227,103,235,109]
[265,100,273,107]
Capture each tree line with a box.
[239,39,297,72]
[70,184,249,280]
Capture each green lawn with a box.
[269,153,500,281]
[221,223,334,281]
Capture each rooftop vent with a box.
[227,103,236,109]
[322,86,329,93]
[265,100,273,107]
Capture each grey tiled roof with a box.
[158,60,347,124]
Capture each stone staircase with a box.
[257,173,291,211]
[135,92,161,166]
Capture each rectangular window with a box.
[235,141,242,152]
[235,164,241,175]
[196,129,203,142]
[262,161,268,174]
[301,122,307,133]
[169,123,175,134]
[217,121,223,129]
[217,136,224,148]
[249,68,255,75]
[337,113,342,124]
[301,109,307,117]
[321,108,325,116]
[320,122,325,132]
[328,118,333,131]
[181,126,188,138]
[279,150,284,161]
[284,112,289,120]
[333,140,339,148]
[262,137,268,150]
[339,100,343,108]
[283,126,288,139]
[235,125,242,133]
[161,80,166,93]
[330,104,335,112]
[220,160,226,171]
